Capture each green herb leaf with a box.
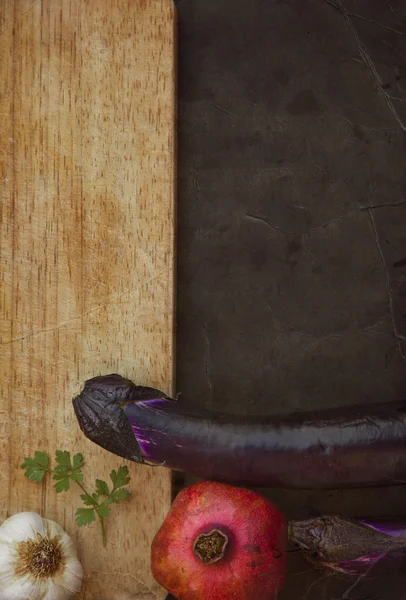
[110,487,131,503]
[110,466,130,490]
[76,507,96,526]
[95,479,110,497]
[35,451,49,469]
[72,453,84,470]
[21,452,49,482]
[70,470,84,483]
[55,450,72,470]
[80,493,96,506]
[98,500,111,519]
[54,477,71,493]
[52,471,68,481]
[53,465,68,475]
[22,448,132,546]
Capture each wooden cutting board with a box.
[0,1,176,598]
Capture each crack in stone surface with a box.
[325,0,406,132]
[367,209,406,362]
[307,214,349,232]
[387,93,406,102]
[246,213,293,234]
[338,110,400,132]
[302,572,336,600]
[202,322,213,405]
[327,0,406,34]
[247,167,300,191]
[310,159,330,178]
[334,556,381,600]
[214,104,238,119]
[301,233,320,264]
[389,3,406,23]
[328,4,405,35]
[361,200,406,210]
[245,212,352,236]
[192,156,201,203]
[362,316,391,332]
[265,304,387,344]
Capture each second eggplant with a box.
[72,373,406,489]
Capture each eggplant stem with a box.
[143,459,166,467]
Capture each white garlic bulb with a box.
[0,511,83,600]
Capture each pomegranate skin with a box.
[151,480,287,600]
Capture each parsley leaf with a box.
[55,450,72,469]
[72,453,84,470]
[80,493,96,506]
[52,470,68,480]
[76,507,96,526]
[70,470,84,483]
[98,500,111,519]
[22,449,132,546]
[21,451,49,482]
[110,466,130,489]
[110,487,131,503]
[54,477,71,493]
[95,479,110,497]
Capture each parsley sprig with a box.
[21,450,131,546]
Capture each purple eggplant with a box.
[290,516,406,574]
[72,373,406,489]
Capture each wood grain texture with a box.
[0,1,176,598]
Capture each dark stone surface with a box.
[173,0,406,598]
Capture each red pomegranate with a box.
[151,480,287,600]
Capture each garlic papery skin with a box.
[0,512,83,600]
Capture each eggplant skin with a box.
[73,374,406,489]
[290,516,406,574]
